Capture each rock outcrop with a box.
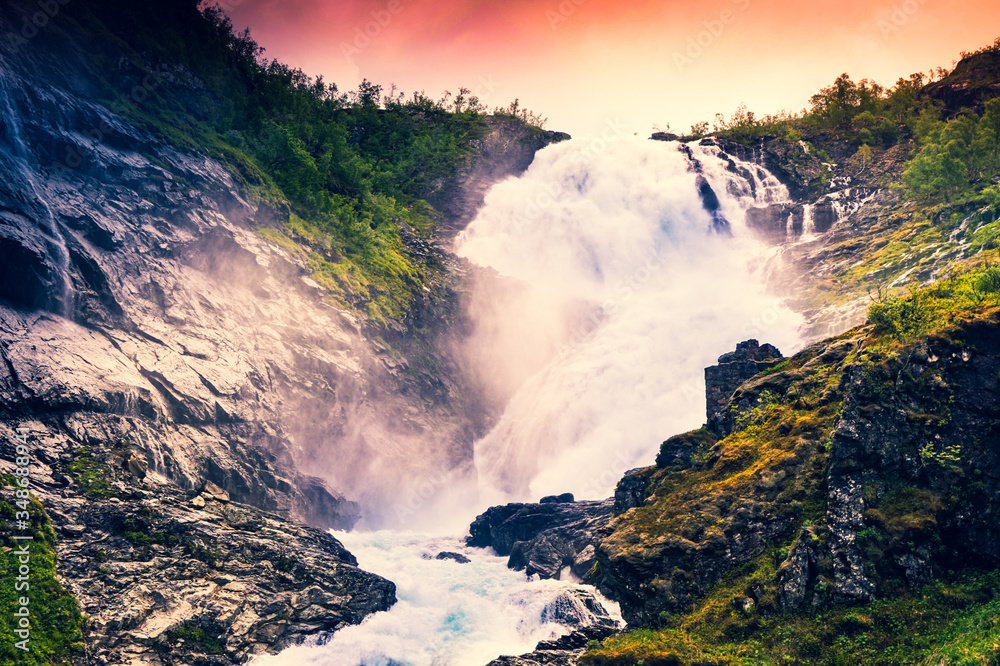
[467,498,614,580]
[705,339,783,433]
[0,426,396,663]
[485,626,618,666]
[486,590,620,666]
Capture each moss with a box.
[64,449,113,498]
[256,228,304,255]
[168,624,225,655]
[758,360,790,377]
[584,569,1000,665]
[0,487,85,665]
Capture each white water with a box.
[456,138,804,504]
[0,65,74,317]
[252,531,621,666]
[258,137,804,665]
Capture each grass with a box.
[866,262,1000,345]
[0,488,85,665]
[584,570,1000,665]
[168,624,225,655]
[64,448,113,498]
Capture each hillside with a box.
[580,270,1000,664]
[0,0,567,661]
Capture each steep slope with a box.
[583,270,1000,664]
[0,0,568,660]
[0,0,568,528]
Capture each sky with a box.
[221,0,1000,138]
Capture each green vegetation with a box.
[0,488,85,665]
[120,517,179,549]
[867,263,1000,342]
[903,99,1000,203]
[56,1,547,326]
[64,448,112,498]
[168,624,225,655]
[583,569,1000,665]
[685,67,944,150]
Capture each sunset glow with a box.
[223,0,1000,136]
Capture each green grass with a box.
[866,263,1000,344]
[0,489,85,665]
[64,448,113,498]
[168,625,225,655]
[584,570,1000,665]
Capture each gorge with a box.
[2,1,1000,665]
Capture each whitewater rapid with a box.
[253,530,621,665]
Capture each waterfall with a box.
[802,204,815,238]
[455,138,803,503]
[257,138,805,665]
[0,66,74,317]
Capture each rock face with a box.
[923,49,1000,115]
[429,117,570,239]
[467,498,615,580]
[705,339,783,433]
[0,427,396,663]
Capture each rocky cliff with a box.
[0,0,567,660]
[474,294,1000,664]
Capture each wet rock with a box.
[434,551,471,564]
[486,625,619,666]
[540,493,575,504]
[467,499,614,580]
[540,589,619,632]
[705,339,783,434]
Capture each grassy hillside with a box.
[17,0,547,326]
[582,262,1000,665]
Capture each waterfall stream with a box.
[258,137,804,665]
[0,66,74,317]
[457,137,804,505]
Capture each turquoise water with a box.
[253,530,620,666]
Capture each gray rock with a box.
[467,500,614,580]
[434,551,471,564]
[705,339,783,433]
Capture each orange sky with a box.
[223,0,1000,137]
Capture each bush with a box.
[868,289,932,340]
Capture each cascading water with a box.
[456,138,804,504]
[253,530,622,665]
[0,65,74,317]
[259,137,805,665]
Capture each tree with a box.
[975,98,1000,173]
